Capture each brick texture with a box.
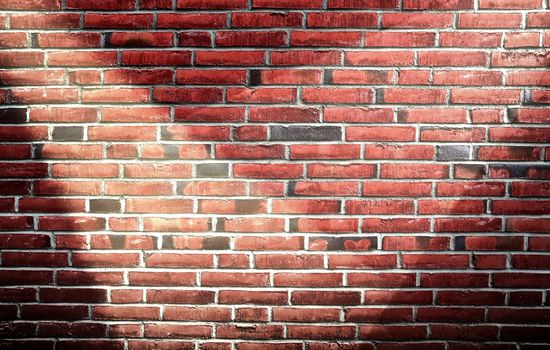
[0,0,549,348]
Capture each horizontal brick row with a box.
[2,50,550,66]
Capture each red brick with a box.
[452,88,521,104]
[48,51,118,67]
[227,88,296,103]
[147,290,214,304]
[363,182,432,197]
[154,87,224,103]
[419,51,488,66]
[73,253,140,268]
[361,219,429,232]
[421,128,486,142]
[216,325,283,339]
[346,200,414,215]
[30,107,97,123]
[255,254,323,269]
[216,31,287,47]
[234,163,303,179]
[129,272,196,286]
[254,69,322,84]
[146,220,209,234]
[348,126,416,141]
[346,307,413,322]
[492,51,550,67]
[329,70,392,85]
[178,0,247,9]
[88,126,156,141]
[144,323,211,338]
[346,50,414,66]
[273,307,339,322]
[0,51,44,67]
[348,273,416,287]
[324,107,393,123]
[360,325,427,340]
[397,70,431,85]
[237,236,302,251]
[436,218,501,232]
[38,216,105,231]
[146,253,213,268]
[437,181,505,197]
[481,0,542,9]
[199,199,266,214]
[83,88,150,103]
[459,13,523,28]
[505,32,541,49]
[308,12,377,28]
[85,14,153,29]
[0,70,64,86]
[122,50,191,66]
[233,12,303,28]
[35,32,101,48]
[490,127,550,143]
[0,0,61,10]
[381,163,449,179]
[365,32,436,47]
[382,13,453,28]
[219,290,287,305]
[308,163,376,178]
[440,32,502,47]
[179,31,213,47]
[196,50,265,66]
[433,70,503,86]
[22,305,88,320]
[0,32,30,48]
[403,0,473,10]
[287,325,355,339]
[11,88,78,104]
[177,69,246,85]
[158,13,227,29]
[528,12,550,28]
[165,306,231,321]
[126,198,193,214]
[383,236,449,250]
[329,254,397,269]
[180,181,246,196]
[421,273,489,288]
[272,50,341,65]
[329,0,399,9]
[303,88,373,104]
[219,218,284,233]
[254,0,323,9]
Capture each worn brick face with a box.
[0,0,549,348]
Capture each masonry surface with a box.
[0,0,549,349]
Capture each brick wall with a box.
[0,0,549,349]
